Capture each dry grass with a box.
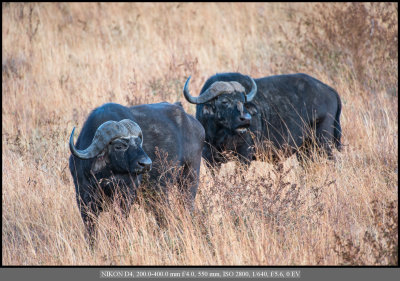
[2,2,397,265]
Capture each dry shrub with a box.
[291,3,398,96]
[334,200,398,265]
[199,162,304,226]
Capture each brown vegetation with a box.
[2,3,397,265]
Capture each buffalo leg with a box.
[78,198,101,248]
[315,115,335,159]
[180,163,200,213]
[297,115,335,163]
[202,144,223,176]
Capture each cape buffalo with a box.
[183,72,342,169]
[69,102,204,244]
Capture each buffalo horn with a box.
[69,119,142,160]
[245,76,257,102]
[183,75,258,104]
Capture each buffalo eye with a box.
[115,145,125,151]
[113,141,128,151]
[220,99,230,106]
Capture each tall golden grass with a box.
[2,2,397,265]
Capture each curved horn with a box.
[183,76,235,104]
[183,76,198,104]
[119,119,143,145]
[229,81,246,93]
[69,119,142,160]
[245,76,257,102]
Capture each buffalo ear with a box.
[202,104,214,115]
[245,103,258,115]
[91,151,108,173]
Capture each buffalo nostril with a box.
[240,114,251,122]
[137,157,152,170]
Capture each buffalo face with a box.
[183,76,257,135]
[204,92,252,135]
[70,119,152,182]
[107,136,152,175]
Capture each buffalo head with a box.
[183,76,257,134]
[69,119,152,176]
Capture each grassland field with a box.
[2,3,398,265]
